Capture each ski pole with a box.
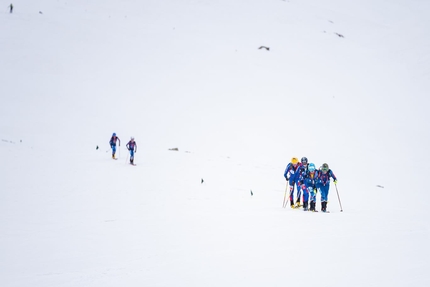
[289,184,295,207]
[334,183,343,212]
[296,186,302,206]
[283,182,289,208]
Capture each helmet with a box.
[301,157,308,164]
[112,133,116,136]
[291,157,299,164]
[321,163,329,172]
[308,163,316,172]
[131,137,135,141]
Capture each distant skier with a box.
[284,157,301,208]
[9,3,13,13]
[316,163,337,212]
[126,137,137,165]
[302,163,318,211]
[109,133,121,159]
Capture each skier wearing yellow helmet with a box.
[283,157,301,208]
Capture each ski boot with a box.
[289,197,295,208]
[303,201,309,211]
[309,201,318,212]
[321,202,328,213]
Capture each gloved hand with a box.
[314,188,317,194]
[334,180,338,184]
[286,177,289,181]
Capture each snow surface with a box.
[1,0,430,286]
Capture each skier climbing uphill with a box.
[316,163,337,212]
[302,163,318,212]
[109,133,120,159]
[296,156,309,208]
[284,157,301,208]
[126,137,137,165]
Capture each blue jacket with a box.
[109,136,120,146]
[284,163,300,182]
[296,164,308,185]
[317,169,337,186]
[126,140,137,152]
[303,170,318,188]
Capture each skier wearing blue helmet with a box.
[301,163,318,211]
[109,132,121,159]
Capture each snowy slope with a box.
[1,0,430,286]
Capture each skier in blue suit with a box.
[296,157,309,207]
[316,163,337,212]
[284,157,300,208]
[109,133,121,159]
[302,163,318,211]
[126,137,137,165]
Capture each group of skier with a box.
[284,157,337,212]
[110,135,338,206]
[109,133,137,165]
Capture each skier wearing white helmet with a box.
[126,137,137,165]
